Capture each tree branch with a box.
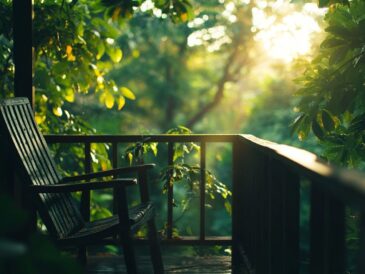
[185,43,240,129]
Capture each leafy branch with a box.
[123,126,232,226]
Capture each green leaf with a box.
[150,143,158,156]
[349,114,365,132]
[64,88,75,103]
[312,118,325,140]
[53,106,63,117]
[96,41,105,60]
[290,113,306,136]
[117,96,125,110]
[321,110,335,131]
[127,152,133,165]
[329,46,348,65]
[120,87,136,100]
[224,201,232,215]
[320,38,346,49]
[328,87,356,114]
[105,93,115,109]
[107,47,123,63]
[325,26,352,38]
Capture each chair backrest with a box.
[0,97,84,239]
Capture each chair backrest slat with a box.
[17,104,71,235]
[0,98,84,238]
[20,103,81,235]
[4,103,67,235]
[23,104,63,183]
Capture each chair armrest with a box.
[29,178,137,193]
[62,164,155,183]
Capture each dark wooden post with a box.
[13,0,33,106]
[283,169,300,273]
[0,0,33,201]
[81,142,92,221]
[309,182,345,274]
[269,162,300,274]
[232,137,255,274]
[167,142,174,239]
[0,116,14,196]
[255,152,270,274]
[232,138,244,273]
[6,0,35,233]
[200,141,206,241]
[359,211,365,273]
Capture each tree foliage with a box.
[0,0,193,134]
[292,0,365,167]
[105,0,254,131]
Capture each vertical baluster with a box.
[268,160,300,274]
[326,197,345,274]
[232,138,255,274]
[232,139,243,273]
[112,142,118,214]
[358,211,365,273]
[255,152,270,274]
[81,142,91,221]
[78,141,91,262]
[167,142,174,239]
[283,168,300,274]
[309,182,345,274]
[269,159,284,274]
[245,145,257,271]
[112,142,118,169]
[200,141,206,241]
[310,183,325,274]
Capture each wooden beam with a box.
[13,0,33,107]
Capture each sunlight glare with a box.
[253,2,323,63]
[187,26,231,52]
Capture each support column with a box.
[13,0,33,107]
[11,0,35,232]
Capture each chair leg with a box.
[77,246,87,265]
[121,232,138,274]
[147,219,164,273]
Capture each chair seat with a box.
[58,202,154,246]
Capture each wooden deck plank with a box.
[86,255,231,273]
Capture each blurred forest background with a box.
[1,0,365,272]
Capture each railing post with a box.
[268,160,282,274]
[112,142,118,214]
[13,0,34,106]
[200,141,206,241]
[167,142,174,239]
[255,152,270,274]
[283,168,300,274]
[309,182,345,274]
[232,138,243,273]
[359,211,365,273]
[81,142,91,221]
[269,161,300,274]
[232,137,254,274]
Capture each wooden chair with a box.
[0,97,164,274]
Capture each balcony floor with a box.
[85,255,231,273]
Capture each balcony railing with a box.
[45,134,365,274]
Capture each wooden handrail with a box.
[240,134,365,207]
[45,134,365,204]
[45,134,365,274]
